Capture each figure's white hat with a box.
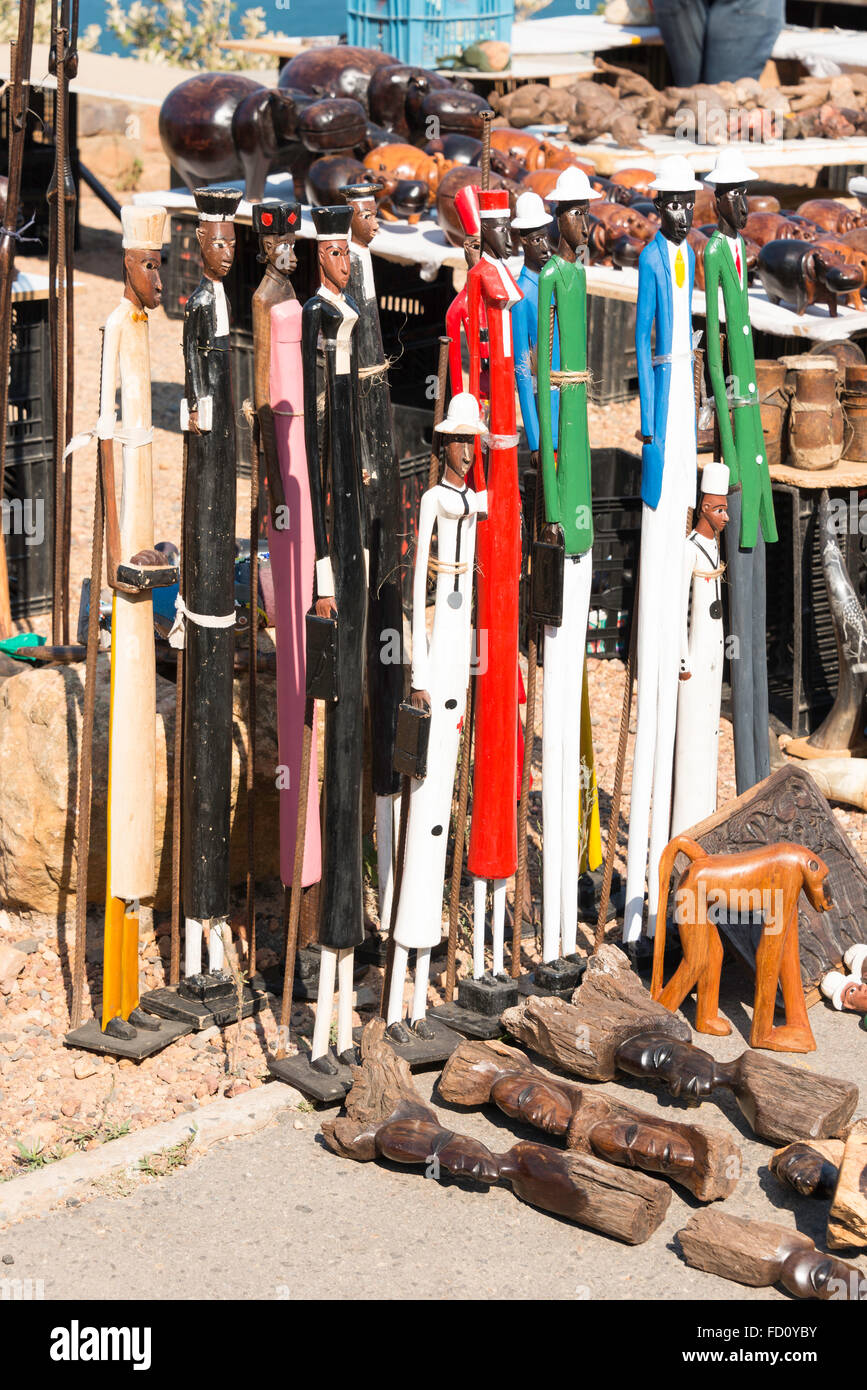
[121,205,166,251]
[848,174,867,203]
[650,154,704,193]
[511,191,552,231]
[820,969,855,1010]
[843,942,867,978]
[701,461,730,495]
[547,166,602,204]
[435,391,485,436]
[704,148,759,187]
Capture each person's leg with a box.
[651,0,709,87]
[561,555,592,958]
[472,877,487,979]
[386,943,409,1026]
[703,0,784,84]
[491,878,507,977]
[411,948,431,1023]
[208,916,227,973]
[542,621,565,962]
[751,526,771,783]
[726,490,757,794]
[310,945,337,1063]
[336,947,354,1058]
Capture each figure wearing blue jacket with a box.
[624,159,702,954]
[512,263,559,453]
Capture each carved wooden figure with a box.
[502,945,857,1143]
[93,206,176,1039]
[670,461,730,836]
[651,838,830,1051]
[444,183,489,399]
[302,205,367,1076]
[321,1020,671,1244]
[439,1037,741,1200]
[536,167,600,967]
[173,187,242,988]
[821,941,867,1014]
[341,183,405,937]
[253,202,322,894]
[625,154,701,949]
[466,187,523,981]
[771,1139,843,1199]
[703,148,778,796]
[386,394,486,1041]
[678,1209,867,1301]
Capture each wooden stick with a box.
[445,675,475,1001]
[379,772,411,1017]
[246,420,260,976]
[480,111,493,193]
[169,437,187,988]
[50,23,69,647]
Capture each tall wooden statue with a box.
[174,187,242,987]
[536,167,600,970]
[386,392,487,1042]
[625,154,702,952]
[671,461,730,836]
[341,182,405,939]
[302,205,367,1078]
[511,189,559,463]
[445,184,489,400]
[466,186,523,986]
[97,206,176,1040]
[703,148,778,795]
[254,202,322,896]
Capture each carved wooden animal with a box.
[609,167,655,199]
[320,1020,671,1244]
[591,200,655,246]
[535,142,595,174]
[811,234,866,310]
[743,211,804,246]
[363,143,450,199]
[278,45,397,107]
[367,63,446,136]
[438,1037,741,1200]
[679,1209,867,1300]
[305,155,374,207]
[758,239,865,317]
[436,165,505,246]
[799,198,863,235]
[502,945,857,1143]
[490,127,545,168]
[651,837,831,1052]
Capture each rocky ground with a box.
[1,183,865,1188]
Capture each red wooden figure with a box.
[445,183,490,401]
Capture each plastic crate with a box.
[346,0,513,69]
[587,292,638,407]
[4,297,54,619]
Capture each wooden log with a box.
[438,1037,741,1200]
[321,1019,671,1244]
[678,1209,867,1300]
[828,1119,867,1250]
[770,1138,844,1199]
[502,945,858,1144]
[501,944,692,1082]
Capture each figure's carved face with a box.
[124,248,162,310]
[318,237,351,293]
[482,215,511,261]
[464,234,481,271]
[700,493,729,534]
[715,183,749,233]
[590,1119,696,1177]
[840,979,867,1013]
[261,231,296,274]
[349,197,379,248]
[520,225,553,273]
[197,221,235,280]
[558,201,590,251]
[444,432,476,483]
[655,191,695,244]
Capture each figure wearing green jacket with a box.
[703,148,778,795]
[535,167,600,969]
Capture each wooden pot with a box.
[781,356,844,471]
[754,359,788,470]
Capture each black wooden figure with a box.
[302,204,368,1075]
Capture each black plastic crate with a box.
[4,296,54,619]
[0,84,80,254]
[7,298,52,466]
[587,292,638,406]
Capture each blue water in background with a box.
[81,0,588,57]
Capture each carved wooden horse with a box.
[651,837,833,1053]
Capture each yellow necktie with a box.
[675,247,685,289]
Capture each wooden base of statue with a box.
[771,1138,844,1199]
[140,974,268,1031]
[532,956,587,997]
[828,1119,867,1251]
[430,974,519,1039]
[438,1037,741,1201]
[288,946,376,1010]
[320,1020,672,1244]
[678,1209,867,1301]
[651,837,823,1053]
[675,765,867,1000]
[269,1051,355,1104]
[356,933,391,967]
[65,1016,191,1060]
[502,946,858,1144]
[381,1017,462,1069]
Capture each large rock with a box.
[0,650,281,914]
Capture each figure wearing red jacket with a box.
[465,187,523,983]
[445,183,490,401]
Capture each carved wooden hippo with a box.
[811,234,867,310]
[159,72,309,202]
[799,198,864,236]
[490,128,546,169]
[592,200,655,246]
[368,63,453,135]
[757,238,865,317]
[744,212,806,246]
[436,164,505,246]
[298,98,367,153]
[363,143,451,200]
[305,155,376,206]
[278,45,397,107]
[609,167,656,200]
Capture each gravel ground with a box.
[1,185,865,1192]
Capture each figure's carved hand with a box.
[410,688,431,712]
[490,1074,572,1136]
[679,672,692,682]
[315,596,337,620]
[188,408,202,436]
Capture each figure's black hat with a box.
[194,187,243,222]
[311,205,352,240]
[339,181,379,202]
[252,201,300,237]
